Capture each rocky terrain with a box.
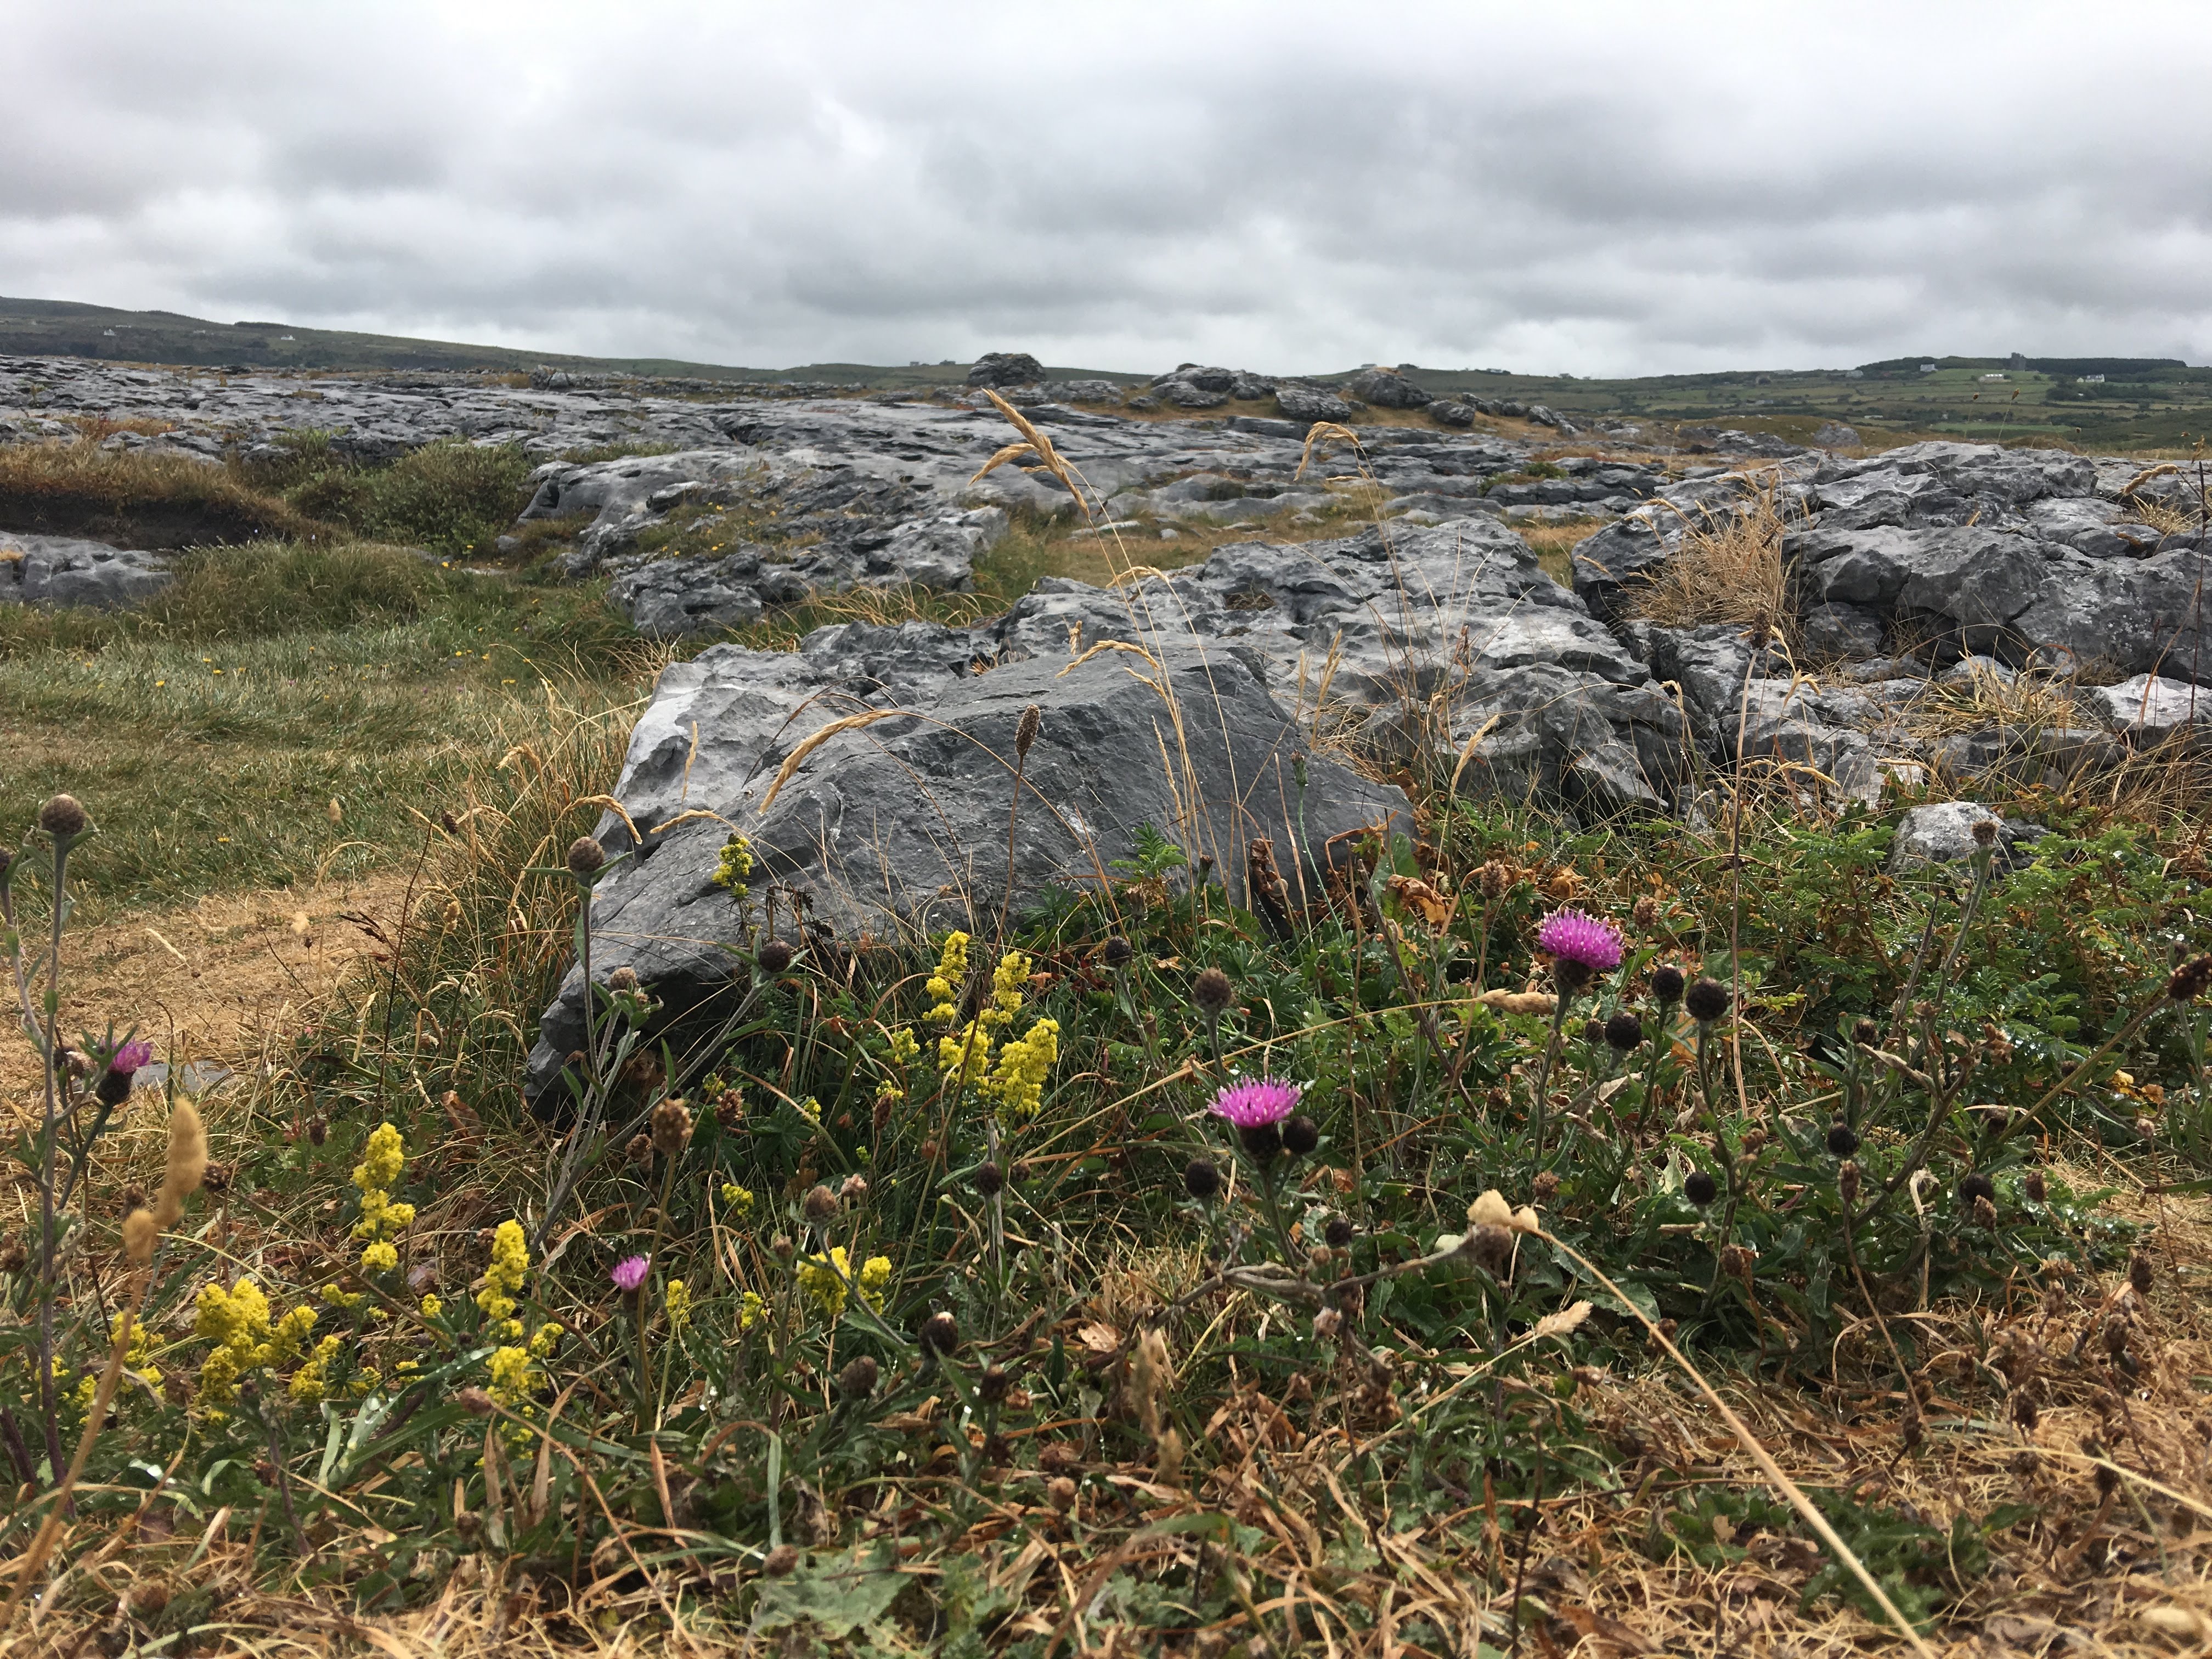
[2,350,2205,1101]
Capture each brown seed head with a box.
[565,836,606,877]
[1047,1476,1078,1514]
[307,1113,329,1147]
[763,1544,800,1578]
[1477,860,1511,900]
[1971,817,1999,847]
[123,1208,158,1265]
[979,1365,1011,1403]
[803,1184,838,1222]
[1838,1159,1861,1204]
[1192,966,1233,1017]
[2130,1252,2155,1296]
[458,1386,496,1417]
[840,1174,869,1203]
[2023,1169,2047,1203]
[838,1355,879,1400]
[919,1310,959,1356]
[607,966,639,992]
[1014,703,1042,761]
[2168,953,2212,1003]
[1684,977,1730,1024]
[758,939,795,974]
[1632,895,1660,928]
[650,1098,693,1156]
[38,794,88,839]
[625,1133,654,1169]
[1531,1170,1560,1201]
[1101,935,1134,969]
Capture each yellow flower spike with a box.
[665,1280,692,1331]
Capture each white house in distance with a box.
[1920,362,1938,373]
[2079,374,2106,383]
[1980,373,2007,381]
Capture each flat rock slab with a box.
[528,644,1409,1097]
[0,532,171,607]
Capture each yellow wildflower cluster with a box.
[938,1021,992,1085]
[794,1248,891,1321]
[740,1290,768,1331]
[981,1017,1059,1123]
[351,1122,415,1275]
[486,1322,562,1410]
[712,832,756,899]
[985,950,1028,1028]
[194,1279,318,1408]
[123,1319,163,1392]
[720,1182,755,1217]
[887,1026,921,1066]
[924,931,970,1023]
[477,1218,529,1340]
[288,1334,343,1403]
[665,1279,692,1332]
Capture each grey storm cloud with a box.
[4,0,2210,375]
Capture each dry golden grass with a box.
[1627,470,1797,640]
[0,438,324,544]
[1515,514,1613,588]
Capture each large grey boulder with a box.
[1890,802,2002,871]
[968,353,1045,388]
[527,642,1410,1098]
[0,533,171,608]
[1348,369,1433,410]
[1274,382,1357,424]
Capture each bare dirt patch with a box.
[1,867,413,1101]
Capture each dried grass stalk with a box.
[756,709,914,814]
[1630,474,1797,641]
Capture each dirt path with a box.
[2,867,416,1100]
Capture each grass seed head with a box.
[122,1207,157,1265]
[1014,702,1041,761]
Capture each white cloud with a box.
[3,0,2209,374]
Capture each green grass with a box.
[0,541,652,919]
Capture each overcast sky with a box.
[7,2,2210,377]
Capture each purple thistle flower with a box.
[1535,908,1624,990]
[611,1254,650,1293]
[1209,1076,1302,1130]
[1536,908,1624,972]
[109,1039,154,1076]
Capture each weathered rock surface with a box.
[967,353,1045,388]
[0,532,171,607]
[527,641,1410,1096]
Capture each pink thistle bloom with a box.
[1535,909,1624,976]
[611,1254,650,1293]
[1208,1077,1302,1130]
[109,1039,154,1075]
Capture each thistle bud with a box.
[1971,817,1998,848]
[919,1310,959,1356]
[1826,1121,1860,1158]
[1477,860,1511,900]
[1280,1115,1318,1158]
[2130,1252,2154,1295]
[1684,1170,1717,1207]
[1183,1157,1221,1201]
[839,1355,879,1400]
[1192,967,1233,1018]
[1959,1172,1996,1209]
[758,939,795,974]
[1101,935,1134,969]
[1853,1017,1880,1046]
[803,1184,838,1223]
[1581,1017,1608,1048]
[307,1113,328,1147]
[1531,1169,1560,1202]
[2168,953,2212,1003]
[38,794,88,839]
[1604,1010,1644,1052]
[1684,977,1730,1024]
[1324,1215,1353,1249]
[978,1365,1011,1403]
[565,836,606,877]
[1237,1121,1282,1164]
[1651,964,1685,1004]
[1470,1223,1514,1272]
[1047,1476,1078,1514]
[975,1160,1005,1196]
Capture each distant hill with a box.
[0,298,1137,386]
